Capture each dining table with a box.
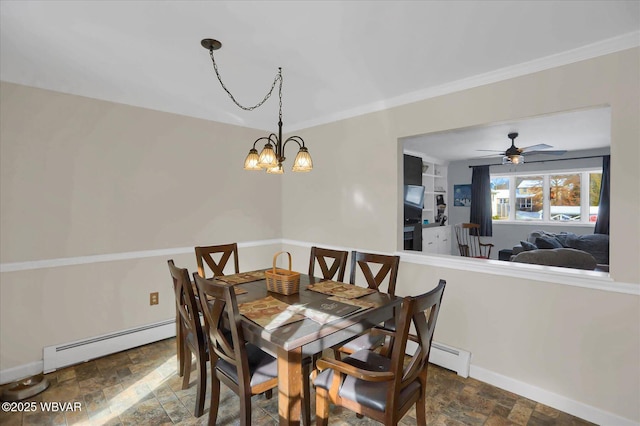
[215,270,402,426]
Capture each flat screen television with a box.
[404,185,425,209]
[404,185,424,224]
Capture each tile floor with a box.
[0,338,595,425]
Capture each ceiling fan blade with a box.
[520,143,552,152]
[476,149,505,152]
[521,150,567,156]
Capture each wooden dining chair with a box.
[454,223,494,259]
[308,246,349,281]
[193,273,278,426]
[195,242,240,279]
[303,246,349,423]
[334,251,400,357]
[167,260,207,417]
[314,279,446,426]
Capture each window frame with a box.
[491,167,602,225]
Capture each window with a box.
[491,169,601,224]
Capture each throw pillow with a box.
[520,240,537,251]
[534,236,563,249]
[511,248,597,270]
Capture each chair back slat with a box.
[193,273,252,389]
[400,279,446,386]
[455,223,493,258]
[309,246,349,281]
[349,251,400,295]
[195,243,239,279]
[167,260,205,354]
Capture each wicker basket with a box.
[265,251,300,295]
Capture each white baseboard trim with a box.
[0,361,45,385]
[470,365,638,426]
[3,320,636,425]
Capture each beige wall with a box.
[0,83,282,368]
[282,48,640,422]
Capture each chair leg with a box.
[264,389,273,399]
[176,314,184,377]
[194,353,206,417]
[208,376,221,426]
[416,379,427,426]
[239,393,251,426]
[182,350,192,390]
[315,387,329,426]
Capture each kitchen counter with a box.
[422,223,445,229]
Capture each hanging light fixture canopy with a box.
[201,38,312,173]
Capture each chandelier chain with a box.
[208,49,282,112]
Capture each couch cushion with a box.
[565,234,609,265]
[534,236,563,249]
[528,231,573,247]
[511,248,597,270]
[520,240,537,251]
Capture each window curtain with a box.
[470,165,492,236]
[594,155,610,235]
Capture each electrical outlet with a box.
[150,292,159,305]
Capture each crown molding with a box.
[289,31,640,132]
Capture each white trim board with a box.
[0,239,282,272]
[3,238,634,295]
[281,239,638,296]
[470,365,638,426]
[0,361,44,386]
[3,323,635,425]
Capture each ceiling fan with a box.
[477,132,567,164]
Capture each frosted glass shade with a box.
[266,163,284,174]
[243,149,261,170]
[258,143,277,168]
[292,147,313,172]
[503,155,524,165]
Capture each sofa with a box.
[511,230,609,270]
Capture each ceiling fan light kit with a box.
[201,38,312,174]
[479,132,567,166]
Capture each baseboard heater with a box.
[42,320,470,379]
[407,340,471,377]
[43,319,176,373]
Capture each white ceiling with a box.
[1,1,639,137]
[402,106,612,163]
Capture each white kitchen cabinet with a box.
[422,225,451,254]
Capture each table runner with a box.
[306,280,376,299]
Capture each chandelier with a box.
[201,39,313,174]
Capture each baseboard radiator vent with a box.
[406,340,471,377]
[430,341,471,377]
[43,319,176,373]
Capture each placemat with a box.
[238,296,306,331]
[306,280,376,299]
[215,270,266,285]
